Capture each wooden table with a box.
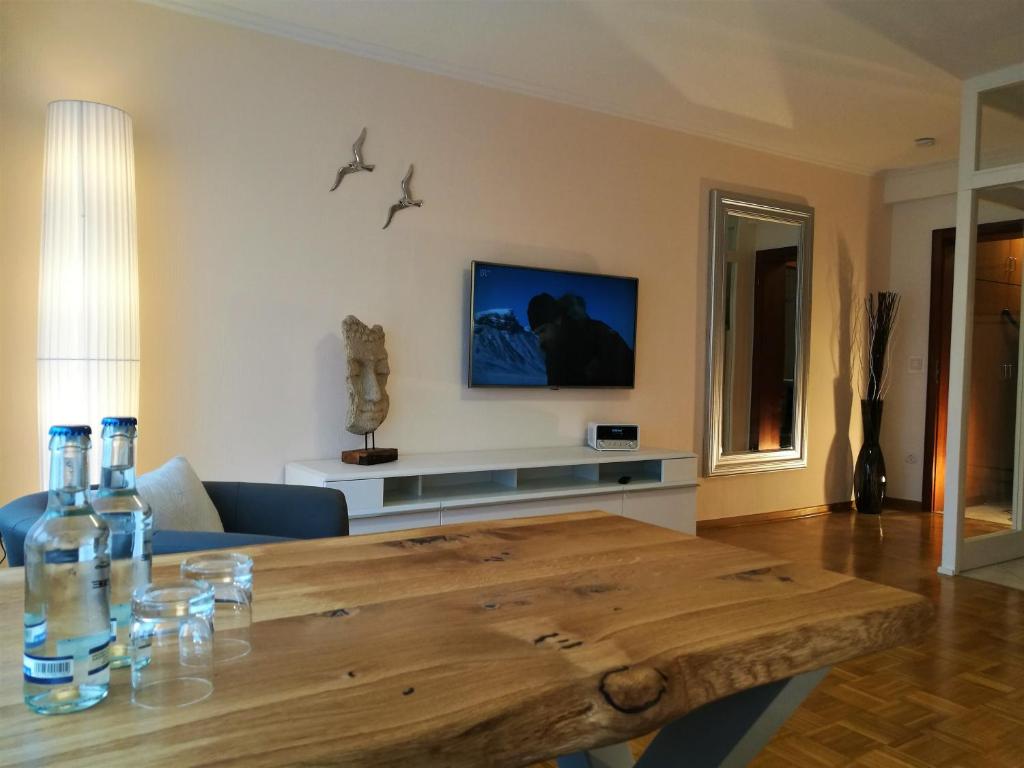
[0,512,931,767]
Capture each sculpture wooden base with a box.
[342,448,399,466]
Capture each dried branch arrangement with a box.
[864,291,901,401]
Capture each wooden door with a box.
[924,232,956,512]
[749,246,797,451]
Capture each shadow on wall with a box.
[824,237,857,503]
[314,332,347,457]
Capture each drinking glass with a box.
[181,553,253,662]
[130,580,215,708]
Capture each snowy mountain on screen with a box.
[471,309,547,386]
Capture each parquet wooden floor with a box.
[536,511,1024,768]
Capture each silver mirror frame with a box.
[704,190,814,476]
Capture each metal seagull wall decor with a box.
[382,164,423,230]
[329,127,375,191]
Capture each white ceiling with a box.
[152,0,1024,175]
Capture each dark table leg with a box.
[557,667,829,768]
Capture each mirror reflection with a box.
[721,215,801,453]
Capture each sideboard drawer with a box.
[441,493,623,525]
[622,487,695,535]
[349,510,441,536]
[661,456,697,484]
[326,478,383,513]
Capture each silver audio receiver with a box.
[586,423,639,451]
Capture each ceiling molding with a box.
[882,160,958,204]
[142,0,885,176]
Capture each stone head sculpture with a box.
[342,315,390,435]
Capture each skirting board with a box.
[697,501,853,532]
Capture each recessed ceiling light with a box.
[915,137,936,147]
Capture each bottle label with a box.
[111,602,131,627]
[23,653,73,685]
[54,632,111,684]
[23,641,110,686]
[24,620,47,649]
[87,644,111,682]
[44,548,81,565]
[57,632,108,656]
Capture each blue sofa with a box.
[0,481,348,567]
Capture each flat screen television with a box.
[469,261,638,388]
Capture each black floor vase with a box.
[854,399,886,514]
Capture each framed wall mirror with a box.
[704,190,814,476]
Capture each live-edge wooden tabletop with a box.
[0,511,932,767]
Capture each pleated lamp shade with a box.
[37,101,140,486]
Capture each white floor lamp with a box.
[37,100,140,486]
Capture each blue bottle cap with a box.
[101,416,138,427]
[49,425,92,436]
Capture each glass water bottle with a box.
[23,425,111,714]
[91,417,152,669]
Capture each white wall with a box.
[0,1,886,520]
[883,195,956,501]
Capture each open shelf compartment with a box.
[596,459,663,485]
[420,469,517,502]
[382,475,422,508]
[516,464,600,493]
[384,469,520,510]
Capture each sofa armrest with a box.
[203,482,348,539]
[0,491,48,567]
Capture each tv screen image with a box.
[469,261,638,388]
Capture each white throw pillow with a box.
[137,456,224,533]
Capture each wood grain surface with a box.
[703,510,1024,768]
[0,511,932,767]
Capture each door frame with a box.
[923,220,1024,512]
[939,62,1024,575]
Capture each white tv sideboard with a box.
[285,446,698,536]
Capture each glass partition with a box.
[977,83,1024,171]
[966,185,1024,537]
[940,64,1024,575]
